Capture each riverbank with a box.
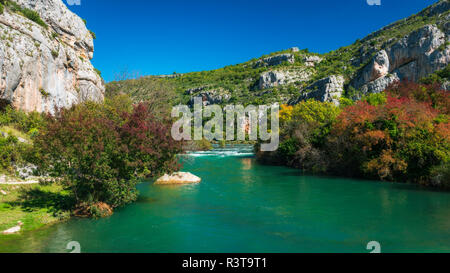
[0,182,72,237]
[3,145,448,253]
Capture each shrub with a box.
[94,68,102,78]
[0,135,18,172]
[429,162,450,189]
[35,97,182,208]
[0,134,30,174]
[89,30,96,39]
[362,92,387,106]
[327,90,449,184]
[259,100,340,169]
[0,105,46,133]
[259,81,450,188]
[40,88,49,98]
[21,8,47,28]
[385,80,449,114]
[51,50,59,58]
[0,3,4,15]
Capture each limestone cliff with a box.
[350,24,450,97]
[0,0,104,113]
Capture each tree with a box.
[35,96,182,210]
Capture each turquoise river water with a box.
[1,145,449,253]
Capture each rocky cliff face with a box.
[351,24,450,97]
[290,75,344,105]
[258,69,311,90]
[188,88,231,107]
[253,53,295,68]
[0,0,104,113]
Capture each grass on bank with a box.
[0,183,72,237]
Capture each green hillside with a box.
[106,0,449,106]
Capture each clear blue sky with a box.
[67,0,438,82]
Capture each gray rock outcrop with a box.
[254,53,295,68]
[258,69,311,89]
[351,24,450,95]
[0,0,104,113]
[188,89,231,106]
[303,55,323,67]
[185,86,207,95]
[290,75,344,105]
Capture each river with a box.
[1,145,449,253]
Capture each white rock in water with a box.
[154,172,201,185]
[2,221,23,235]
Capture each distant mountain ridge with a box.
[107,0,449,106]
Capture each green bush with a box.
[21,8,47,28]
[0,105,46,133]
[89,30,96,39]
[430,162,450,189]
[0,135,29,173]
[0,3,4,15]
[94,68,102,78]
[51,50,58,58]
[362,92,387,106]
[1,0,47,28]
[40,88,50,98]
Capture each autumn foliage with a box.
[35,96,182,209]
[259,81,450,189]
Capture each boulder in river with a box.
[154,172,201,185]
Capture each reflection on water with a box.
[1,145,449,253]
[240,158,253,170]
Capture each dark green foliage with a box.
[94,68,102,78]
[89,30,96,39]
[2,0,48,28]
[40,88,49,98]
[51,50,58,58]
[0,106,46,134]
[420,64,450,85]
[22,9,47,28]
[0,135,24,172]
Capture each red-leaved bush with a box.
[35,96,182,208]
[259,80,450,188]
[327,81,449,187]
